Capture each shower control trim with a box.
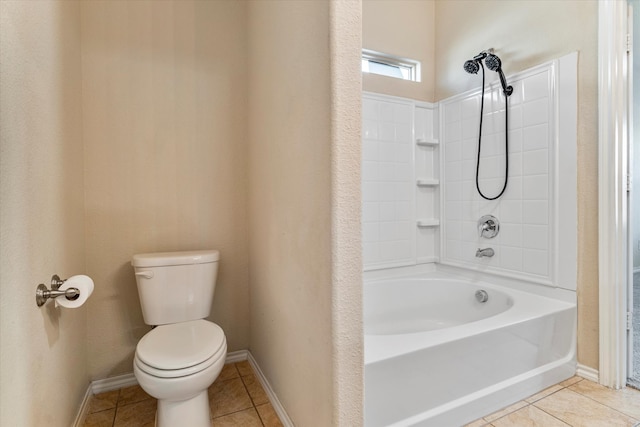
[478,215,500,238]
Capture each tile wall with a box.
[363,55,576,290]
[440,67,554,284]
[362,95,416,270]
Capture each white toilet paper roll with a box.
[55,275,94,308]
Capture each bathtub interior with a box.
[364,278,513,335]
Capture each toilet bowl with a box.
[131,250,226,427]
[134,320,227,427]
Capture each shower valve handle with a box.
[478,215,500,238]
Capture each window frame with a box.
[361,49,421,82]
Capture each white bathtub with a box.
[364,272,576,427]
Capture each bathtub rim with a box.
[364,263,576,304]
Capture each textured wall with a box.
[81,0,249,379]
[0,1,88,425]
[362,0,435,102]
[247,1,334,425]
[434,0,599,369]
[329,1,364,424]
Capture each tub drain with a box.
[475,290,489,303]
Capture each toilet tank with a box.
[131,250,219,325]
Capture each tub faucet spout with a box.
[476,248,494,258]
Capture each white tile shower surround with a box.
[362,95,417,270]
[440,55,577,290]
[362,54,576,291]
[442,70,552,281]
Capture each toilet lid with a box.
[136,320,225,370]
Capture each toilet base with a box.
[156,390,210,427]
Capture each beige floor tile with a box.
[117,384,152,406]
[463,419,491,427]
[559,376,583,388]
[534,388,637,426]
[236,360,253,377]
[492,405,570,426]
[256,403,284,427]
[211,408,263,427]
[83,409,116,427]
[525,384,563,403]
[88,389,119,414]
[209,377,253,418]
[113,398,157,427]
[484,401,528,422]
[568,379,640,419]
[217,363,240,382]
[242,373,269,405]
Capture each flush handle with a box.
[135,271,154,279]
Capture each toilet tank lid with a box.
[132,250,219,267]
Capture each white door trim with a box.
[598,0,630,389]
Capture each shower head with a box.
[464,51,489,74]
[484,53,513,97]
[484,53,501,72]
[464,60,480,74]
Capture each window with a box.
[361,49,421,82]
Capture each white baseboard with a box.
[577,363,599,382]
[247,352,294,427]
[91,372,138,394]
[74,349,291,426]
[226,349,249,363]
[71,384,93,427]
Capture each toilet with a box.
[131,250,226,427]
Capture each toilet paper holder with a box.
[35,275,80,307]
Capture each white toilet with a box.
[131,250,226,427]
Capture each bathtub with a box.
[364,271,576,427]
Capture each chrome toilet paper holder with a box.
[35,275,80,307]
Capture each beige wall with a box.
[362,0,435,101]
[81,0,249,379]
[247,1,360,425]
[434,0,599,369]
[0,1,88,425]
[246,1,332,424]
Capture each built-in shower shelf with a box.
[416,179,439,187]
[416,139,439,147]
[417,219,440,228]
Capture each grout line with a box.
[483,401,530,424]
[532,404,573,426]
[110,388,120,427]
[241,364,267,426]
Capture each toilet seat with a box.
[135,320,226,379]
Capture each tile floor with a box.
[84,367,640,427]
[83,361,283,427]
[465,376,640,427]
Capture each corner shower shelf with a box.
[416,179,439,187]
[417,219,440,228]
[416,138,439,147]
